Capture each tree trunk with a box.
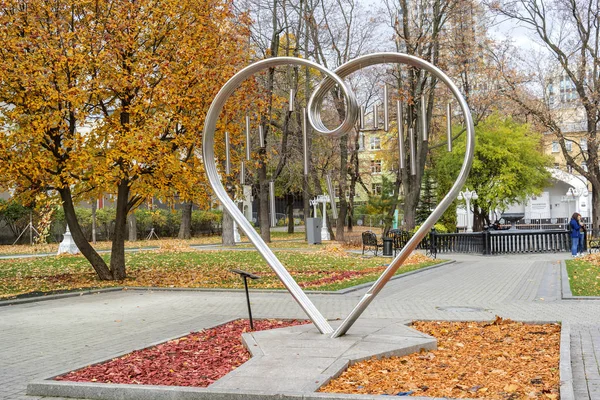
[593,186,600,234]
[222,209,235,246]
[473,207,485,232]
[258,164,271,243]
[286,192,294,234]
[127,213,137,242]
[336,134,348,241]
[402,175,420,229]
[109,180,129,280]
[178,201,193,239]
[59,187,113,280]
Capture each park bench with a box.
[362,231,383,256]
[589,235,600,253]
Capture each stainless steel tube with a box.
[397,101,405,170]
[326,174,338,220]
[421,95,427,142]
[384,85,389,132]
[307,53,475,338]
[245,115,251,160]
[447,102,452,152]
[225,131,231,174]
[203,57,358,335]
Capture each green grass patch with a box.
[0,249,441,299]
[566,259,600,296]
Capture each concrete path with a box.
[1,252,599,399]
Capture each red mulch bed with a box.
[55,319,307,387]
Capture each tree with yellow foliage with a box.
[0,0,251,280]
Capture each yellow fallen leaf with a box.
[504,384,518,392]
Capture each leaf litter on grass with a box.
[1,249,436,298]
[55,319,308,387]
[320,317,560,399]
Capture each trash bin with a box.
[306,218,322,244]
[383,237,393,256]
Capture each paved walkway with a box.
[1,252,600,399]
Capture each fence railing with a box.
[428,229,581,256]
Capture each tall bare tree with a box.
[488,0,600,230]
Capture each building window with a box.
[371,159,382,174]
[372,183,382,196]
[582,161,588,172]
[567,164,573,173]
[551,141,559,153]
[565,140,572,152]
[369,135,381,150]
[581,138,588,151]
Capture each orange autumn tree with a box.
[0,0,251,280]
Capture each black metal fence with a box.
[429,229,581,257]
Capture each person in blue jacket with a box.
[569,212,581,257]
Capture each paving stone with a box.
[1,252,599,399]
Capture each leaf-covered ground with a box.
[0,245,438,298]
[55,319,308,387]
[320,318,560,399]
[566,253,600,296]
[0,232,307,256]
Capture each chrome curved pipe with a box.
[309,53,475,338]
[202,57,359,334]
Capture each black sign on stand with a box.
[230,269,260,330]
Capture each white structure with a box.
[504,168,592,223]
[57,226,80,255]
[457,168,593,230]
[233,221,241,243]
[457,189,478,233]
[311,195,331,241]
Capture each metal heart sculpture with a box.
[202,53,475,338]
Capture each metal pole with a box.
[383,84,389,132]
[259,125,265,148]
[302,108,309,176]
[326,174,338,219]
[269,181,276,228]
[289,89,295,112]
[243,276,254,330]
[245,114,251,160]
[421,95,427,141]
[360,106,365,130]
[446,103,452,152]
[397,101,405,170]
[409,127,416,175]
[225,131,231,174]
[240,161,245,185]
[374,104,378,129]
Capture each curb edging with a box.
[560,261,600,300]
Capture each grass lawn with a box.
[0,245,441,299]
[566,255,600,296]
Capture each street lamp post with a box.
[458,189,478,233]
